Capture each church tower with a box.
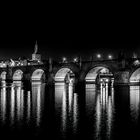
[32,41,41,61]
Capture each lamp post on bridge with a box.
[108,55,113,60]
[97,54,101,59]
[62,57,67,63]
[96,54,102,61]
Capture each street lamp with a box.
[97,54,101,59]
[73,57,78,62]
[108,55,113,59]
[62,57,67,63]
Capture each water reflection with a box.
[27,91,31,123]
[55,83,79,138]
[14,81,24,122]
[86,83,114,140]
[0,81,45,128]
[31,81,45,126]
[1,80,140,139]
[130,86,140,123]
[10,85,15,125]
[0,81,6,123]
[73,93,79,134]
[85,84,96,117]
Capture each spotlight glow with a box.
[63,57,67,62]
[74,57,78,62]
[108,55,112,59]
[97,54,101,58]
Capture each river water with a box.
[0,81,140,140]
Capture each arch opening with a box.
[130,68,140,83]
[55,68,75,82]
[13,70,23,81]
[31,69,45,81]
[1,71,7,80]
[85,66,113,83]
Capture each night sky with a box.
[1,2,140,61]
[0,40,140,61]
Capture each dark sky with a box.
[1,2,140,61]
[1,6,140,61]
[0,39,140,61]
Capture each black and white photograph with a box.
[1,40,140,140]
[0,6,140,139]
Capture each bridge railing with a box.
[0,61,44,68]
[1,57,140,68]
[59,58,118,64]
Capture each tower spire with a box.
[34,40,38,54]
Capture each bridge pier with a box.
[114,71,130,85]
[47,73,55,86]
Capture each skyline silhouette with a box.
[0,40,140,60]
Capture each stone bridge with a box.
[0,58,140,85]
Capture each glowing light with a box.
[16,86,21,121]
[73,57,78,62]
[31,83,45,126]
[10,86,15,124]
[97,54,101,58]
[27,91,31,122]
[73,93,78,132]
[63,57,66,62]
[37,88,41,126]
[108,55,113,59]
[106,79,109,82]
[62,87,67,132]
[100,79,103,82]
[134,60,140,66]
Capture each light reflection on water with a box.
[0,81,45,128]
[55,83,79,138]
[32,82,45,126]
[130,86,140,123]
[10,85,15,125]
[27,91,31,123]
[86,83,115,140]
[0,81,140,139]
[0,82,6,123]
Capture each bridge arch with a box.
[85,66,113,82]
[55,67,74,82]
[129,68,140,83]
[31,69,45,81]
[0,71,6,80]
[13,69,23,81]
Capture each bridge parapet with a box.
[0,58,140,85]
